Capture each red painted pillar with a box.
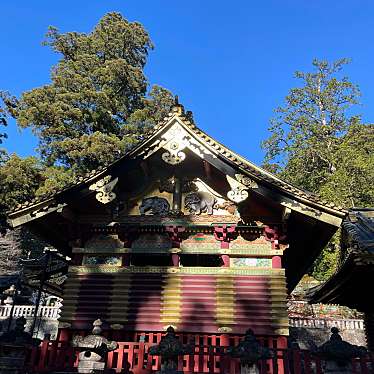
[221,254,230,267]
[72,254,83,265]
[272,256,282,269]
[220,334,230,372]
[220,334,230,346]
[57,328,71,343]
[277,336,288,374]
[122,253,130,266]
[171,253,180,267]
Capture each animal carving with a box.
[139,197,170,216]
[184,192,216,215]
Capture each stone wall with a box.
[289,326,367,350]
[0,312,368,348]
[0,317,58,340]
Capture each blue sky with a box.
[1,1,374,164]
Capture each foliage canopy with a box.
[1,12,174,173]
[262,59,374,280]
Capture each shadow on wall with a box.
[179,302,214,338]
[236,296,269,336]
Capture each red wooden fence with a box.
[26,340,374,374]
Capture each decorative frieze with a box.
[213,225,237,249]
[73,246,282,256]
[68,265,285,276]
[165,225,185,247]
[264,226,287,250]
[84,234,124,251]
[131,233,172,252]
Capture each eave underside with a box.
[308,254,374,312]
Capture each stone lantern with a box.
[72,319,118,374]
[149,326,193,374]
[316,327,367,374]
[2,285,16,306]
[227,328,272,374]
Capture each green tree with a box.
[0,154,42,234]
[319,123,374,208]
[1,12,174,173]
[262,59,374,280]
[262,58,361,192]
[0,155,43,213]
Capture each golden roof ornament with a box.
[171,95,185,115]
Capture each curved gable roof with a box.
[7,102,346,228]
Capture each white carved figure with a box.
[89,175,118,204]
[184,192,216,215]
[226,175,249,203]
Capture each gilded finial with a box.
[172,95,184,115]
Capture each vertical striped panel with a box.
[216,275,235,326]
[108,273,131,323]
[269,275,289,335]
[160,274,182,325]
[180,275,217,331]
[128,273,163,327]
[234,276,273,335]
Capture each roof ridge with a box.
[8,101,347,215]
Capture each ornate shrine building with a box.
[7,101,346,349]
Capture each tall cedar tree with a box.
[262,59,374,280]
[1,12,174,173]
[0,13,174,274]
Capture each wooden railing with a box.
[289,317,364,330]
[26,340,374,373]
[0,305,60,319]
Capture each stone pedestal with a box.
[0,317,40,374]
[78,351,105,373]
[156,369,183,374]
[240,363,259,374]
[321,360,352,374]
[0,344,27,374]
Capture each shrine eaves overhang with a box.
[307,209,374,310]
[6,101,347,291]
